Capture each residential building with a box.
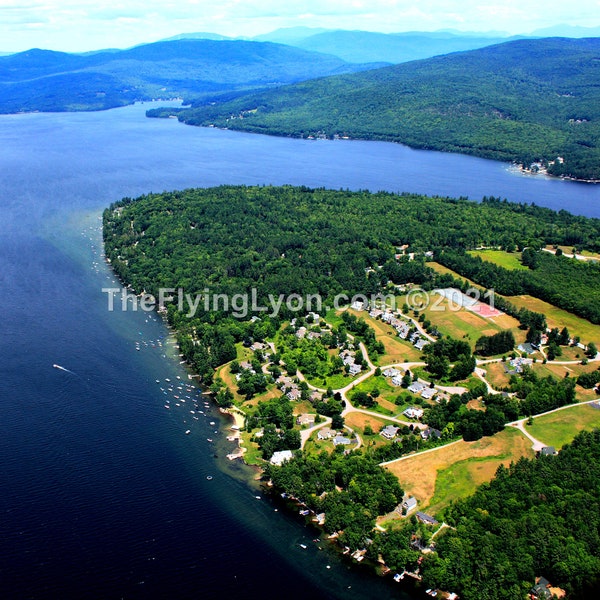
[421,427,442,441]
[403,407,424,419]
[416,512,438,526]
[317,427,336,440]
[333,435,352,446]
[380,425,400,440]
[270,450,293,466]
[421,387,436,400]
[383,367,401,378]
[408,381,425,394]
[296,414,316,426]
[402,497,418,513]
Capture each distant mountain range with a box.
[156,37,600,181]
[160,25,600,65]
[247,28,519,63]
[0,39,383,113]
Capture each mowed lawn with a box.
[468,249,528,270]
[507,295,600,344]
[384,428,534,516]
[526,402,600,449]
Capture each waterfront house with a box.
[270,450,294,466]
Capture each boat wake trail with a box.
[53,364,76,375]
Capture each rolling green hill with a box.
[159,38,600,180]
[0,39,382,113]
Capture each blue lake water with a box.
[1,102,599,600]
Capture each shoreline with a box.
[513,163,600,184]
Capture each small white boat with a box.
[299,544,307,549]
[185,430,191,435]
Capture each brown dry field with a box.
[384,428,534,514]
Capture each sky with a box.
[1,0,599,53]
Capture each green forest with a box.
[268,430,600,599]
[424,430,600,599]
[150,38,600,180]
[103,186,600,379]
[103,185,600,598]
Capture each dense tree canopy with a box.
[153,38,600,180]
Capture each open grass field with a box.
[384,428,534,516]
[481,361,511,390]
[306,371,358,390]
[344,410,388,433]
[508,295,600,344]
[468,249,528,270]
[353,374,398,402]
[526,402,600,449]
[418,295,525,350]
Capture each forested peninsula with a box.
[148,38,600,181]
[103,186,600,599]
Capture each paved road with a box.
[299,417,332,449]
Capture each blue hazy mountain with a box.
[0,39,384,113]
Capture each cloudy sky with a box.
[1,0,599,53]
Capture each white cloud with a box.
[0,0,599,52]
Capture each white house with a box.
[383,367,401,378]
[408,381,425,394]
[270,450,294,466]
[402,497,418,513]
[391,375,404,387]
[348,363,362,376]
[421,387,436,400]
[403,407,424,419]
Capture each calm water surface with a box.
[1,102,599,600]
